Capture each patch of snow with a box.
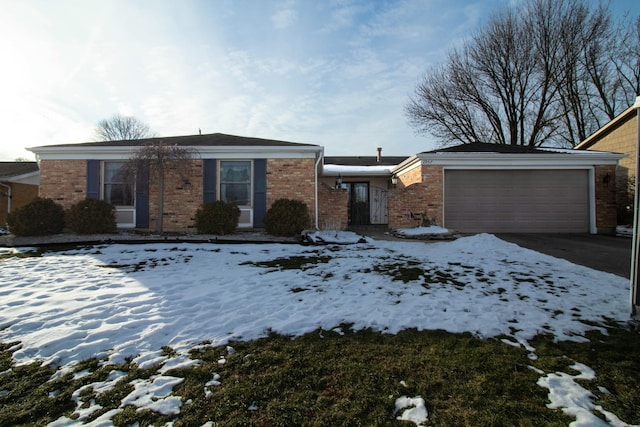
[158,355,200,374]
[120,375,184,415]
[323,164,393,174]
[304,230,370,244]
[205,373,221,387]
[395,396,429,426]
[396,226,450,236]
[616,225,633,237]
[536,362,615,427]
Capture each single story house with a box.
[0,162,40,226]
[28,134,623,234]
[575,104,638,224]
[29,134,323,231]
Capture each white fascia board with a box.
[28,145,321,161]
[322,164,393,176]
[390,155,420,175]
[418,151,624,168]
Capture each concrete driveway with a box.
[496,233,632,278]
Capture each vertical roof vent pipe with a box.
[377,147,382,163]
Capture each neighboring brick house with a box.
[29,134,322,231]
[0,162,40,226]
[575,105,638,224]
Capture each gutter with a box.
[314,148,324,229]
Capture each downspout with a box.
[314,148,323,230]
[0,182,11,223]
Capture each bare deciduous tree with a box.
[122,143,199,234]
[95,115,155,141]
[407,0,639,147]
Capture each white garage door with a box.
[444,170,590,233]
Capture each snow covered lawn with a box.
[0,233,635,426]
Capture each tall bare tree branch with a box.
[406,0,639,147]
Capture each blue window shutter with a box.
[253,159,267,228]
[203,159,217,203]
[136,164,149,228]
[86,160,100,199]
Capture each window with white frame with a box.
[219,160,252,206]
[103,162,134,207]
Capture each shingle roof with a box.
[0,162,39,180]
[32,133,319,149]
[323,156,408,166]
[424,143,549,154]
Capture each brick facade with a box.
[267,158,317,226]
[388,164,443,229]
[148,160,204,231]
[579,112,637,224]
[38,160,87,208]
[594,164,618,234]
[317,179,348,230]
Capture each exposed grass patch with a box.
[172,328,570,426]
[1,325,638,426]
[371,259,467,288]
[242,254,331,271]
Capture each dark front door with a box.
[347,182,370,226]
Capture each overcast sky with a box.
[0,0,637,161]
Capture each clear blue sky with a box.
[1,0,638,161]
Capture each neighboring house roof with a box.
[575,105,637,150]
[0,162,39,181]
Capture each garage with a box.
[444,169,590,233]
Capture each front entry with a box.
[347,182,370,226]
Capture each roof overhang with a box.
[28,144,323,161]
[413,148,624,169]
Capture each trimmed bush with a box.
[66,199,117,234]
[263,198,311,237]
[7,197,65,236]
[195,201,241,235]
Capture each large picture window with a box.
[220,161,252,206]
[103,162,134,206]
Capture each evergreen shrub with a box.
[7,197,65,236]
[195,201,241,235]
[66,199,117,234]
[263,198,311,237]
